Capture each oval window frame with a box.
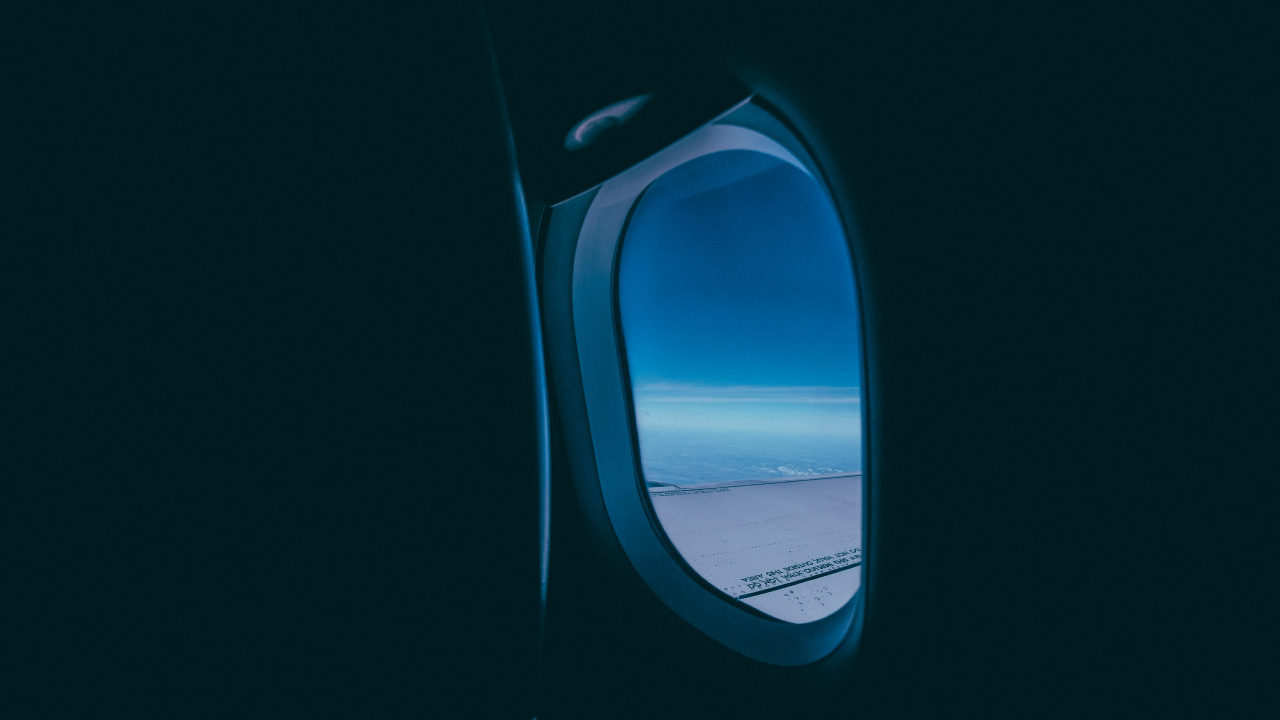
[566,98,867,665]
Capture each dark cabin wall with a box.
[490,2,1274,717]
[6,5,545,717]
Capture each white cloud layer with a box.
[633,384,862,436]
[633,383,860,405]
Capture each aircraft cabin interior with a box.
[6,2,1270,718]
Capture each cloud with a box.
[632,384,861,436]
[633,383,860,405]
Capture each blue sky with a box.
[618,150,862,473]
[620,151,860,391]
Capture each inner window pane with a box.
[618,149,863,623]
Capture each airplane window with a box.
[617,149,863,623]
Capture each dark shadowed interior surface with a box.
[491,2,1273,717]
[5,2,1273,718]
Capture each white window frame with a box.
[552,97,866,665]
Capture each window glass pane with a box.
[618,150,863,623]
